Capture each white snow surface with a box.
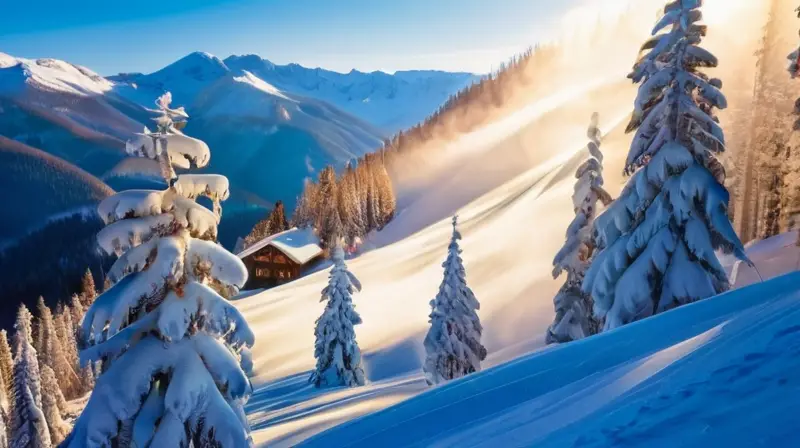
[0,53,112,97]
[233,6,790,440]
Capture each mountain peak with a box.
[224,54,275,73]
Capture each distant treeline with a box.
[380,44,558,161]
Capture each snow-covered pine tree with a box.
[292,178,317,229]
[33,298,50,374]
[38,302,80,399]
[0,410,7,448]
[242,201,290,249]
[337,165,362,248]
[310,244,366,388]
[423,216,487,385]
[0,331,12,405]
[547,113,612,344]
[583,0,749,331]
[54,307,80,398]
[40,366,68,445]
[32,298,48,365]
[79,268,97,308]
[10,305,50,448]
[372,154,396,230]
[65,94,255,447]
[68,295,84,340]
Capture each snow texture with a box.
[309,245,366,388]
[10,306,50,448]
[583,0,748,331]
[423,216,487,386]
[547,113,612,343]
[67,96,255,447]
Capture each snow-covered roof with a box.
[237,227,323,265]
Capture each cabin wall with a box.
[242,245,302,290]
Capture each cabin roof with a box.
[236,227,323,265]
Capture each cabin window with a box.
[254,254,271,263]
[278,270,286,279]
[274,254,287,264]
[256,268,271,278]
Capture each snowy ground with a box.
[233,2,780,446]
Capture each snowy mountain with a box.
[111,52,477,133]
[224,54,479,132]
[0,51,386,211]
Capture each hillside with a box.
[232,2,773,445]
[0,135,113,245]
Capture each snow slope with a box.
[236,75,638,446]
[235,2,774,444]
[304,270,800,447]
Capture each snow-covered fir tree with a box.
[64,93,255,447]
[310,243,366,387]
[243,201,290,249]
[32,298,47,364]
[547,113,612,344]
[40,366,68,445]
[79,269,97,308]
[292,178,317,229]
[423,216,487,385]
[583,0,749,331]
[10,304,50,448]
[54,307,81,398]
[0,331,12,405]
[0,410,6,448]
[38,302,80,399]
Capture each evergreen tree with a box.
[10,305,50,448]
[242,201,289,249]
[0,408,7,448]
[310,244,366,388]
[423,216,487,385]
[583,1,748,331]
[33,298,49,377]
[38,302,80,398]
[292,178,317,229]
[0,332,13,405]
[54,308,80,398]
[40,366,68,445]
[68,295,84,343]
[267,201,290,235]
[66,94,255,447]
[547,113,612,344]
[337,165,362,248]
[79,268,97,308]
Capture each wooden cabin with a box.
[237,227,323,290]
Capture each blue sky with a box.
[0,0,584,75]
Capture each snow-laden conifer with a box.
[65,94,255,447]
[10,305,50,448]
[0,410,7,448]
[38,302,80,399]
[0,331,12,405]
[40,366,68,445]
[583,0,749,331]
[547,113,612,343]
[423,216,487,385]
[310,244,366,387]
